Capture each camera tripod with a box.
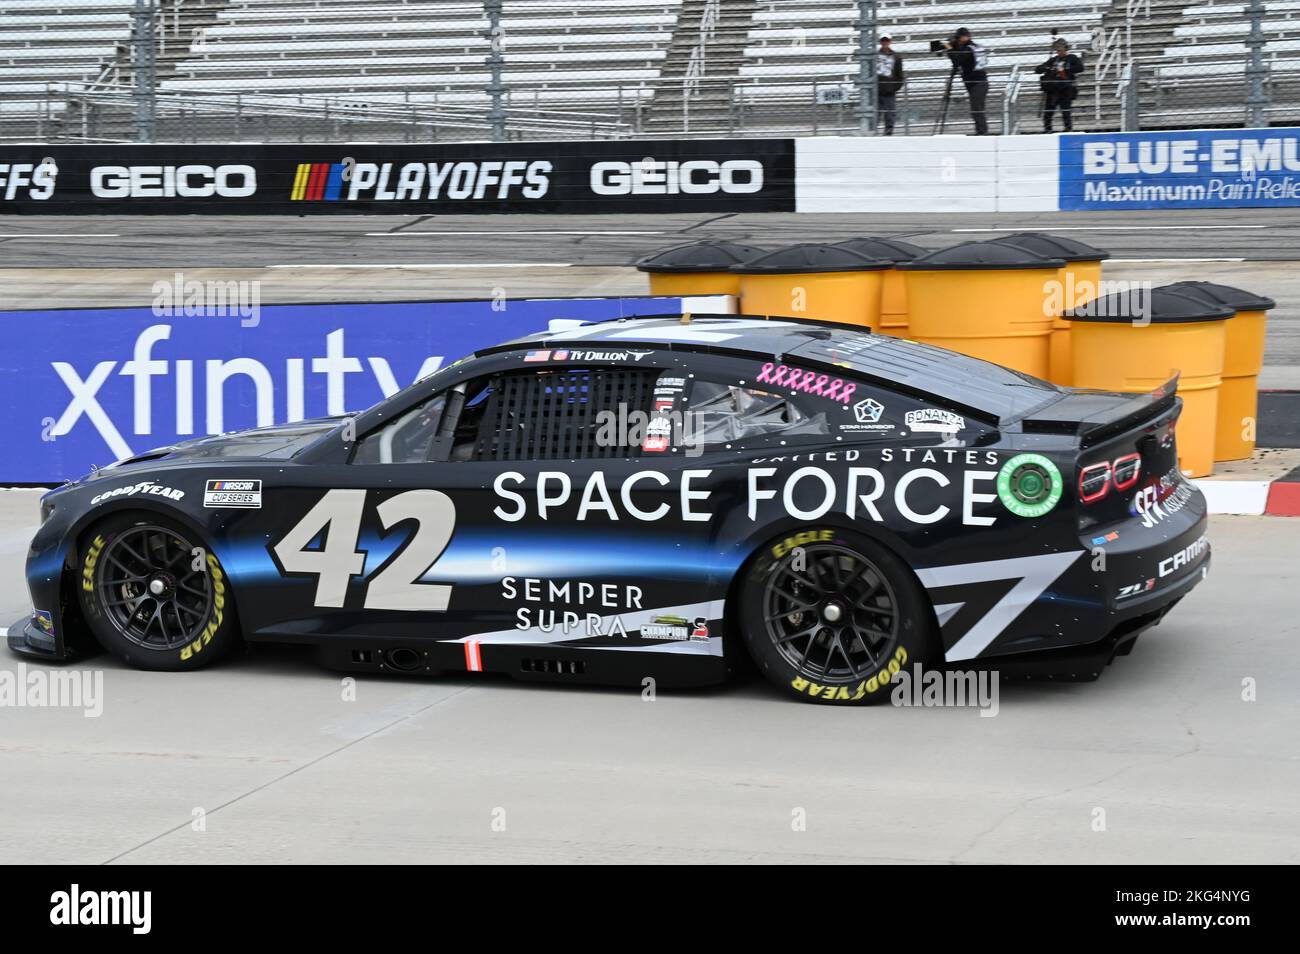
[933,63,960,134]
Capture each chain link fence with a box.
[0,0,1288,144]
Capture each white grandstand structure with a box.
[0,0,1288,141]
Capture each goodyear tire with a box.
[739,527,937,705]
[77,512,238,671]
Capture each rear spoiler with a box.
[1017,374,1180,447]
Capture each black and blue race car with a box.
[9,314,1210,704]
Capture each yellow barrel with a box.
[897,241,1064,377]
[1067,286,1234,478]
[834,237,927,337]
[990,232,1111,386]
[637,241,765,297]
[1165,281,1275,462]
[733,243,890,329]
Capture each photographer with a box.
[1035,37,1084,132]
[876,35,905,135]
[934,27,989,135]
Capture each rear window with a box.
[791,332,1061,422]
[688,381,829,444]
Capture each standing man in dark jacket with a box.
[876,34,905,135]
[1036,37,1084,132]
[946,27,989,135]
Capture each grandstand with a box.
[0,0,134,137]
[0,0,1287,142]
[736,0,1117,134]
[161,1,683,136]
[1151,0,1300,127]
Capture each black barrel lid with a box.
[833,236,927,263]
[990,231,1111,263]
[635,241,766,273]
[897,240,1065,271]
[1164,280,1276,313]
[731,242,891,274]
[1065,285,1234,324]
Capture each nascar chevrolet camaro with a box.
[9,315,1210,704]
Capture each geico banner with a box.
[0,140,794,214]
[1060,127,1300,210]
[0,295,707,483]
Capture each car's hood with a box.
[94,417,346,474]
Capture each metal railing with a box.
[0,0,1285,144]
[0,82,634,144]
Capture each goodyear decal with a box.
[180,553,225,661]
[792,645,908,701]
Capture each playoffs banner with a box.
[0,139,795,214]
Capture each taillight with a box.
[1079,453,1146,504]
[1112,453,1141,491]
[1078,462,1112,503]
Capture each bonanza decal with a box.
[905,408,965,433]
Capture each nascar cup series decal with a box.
[203,479,263,509]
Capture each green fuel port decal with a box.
[997,453,1063,518]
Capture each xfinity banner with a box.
[0,296,699,483]
[1060,127,1300,210]
[0,139,795,214]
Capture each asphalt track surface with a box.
[3,208,1300,267]
[2,208,1299,385]
[0,491,1297,864]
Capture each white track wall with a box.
[795,135,1059,214]
[796,127,1300,214]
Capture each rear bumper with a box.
[1102,515,1210,616]
[979,551,1208,680]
